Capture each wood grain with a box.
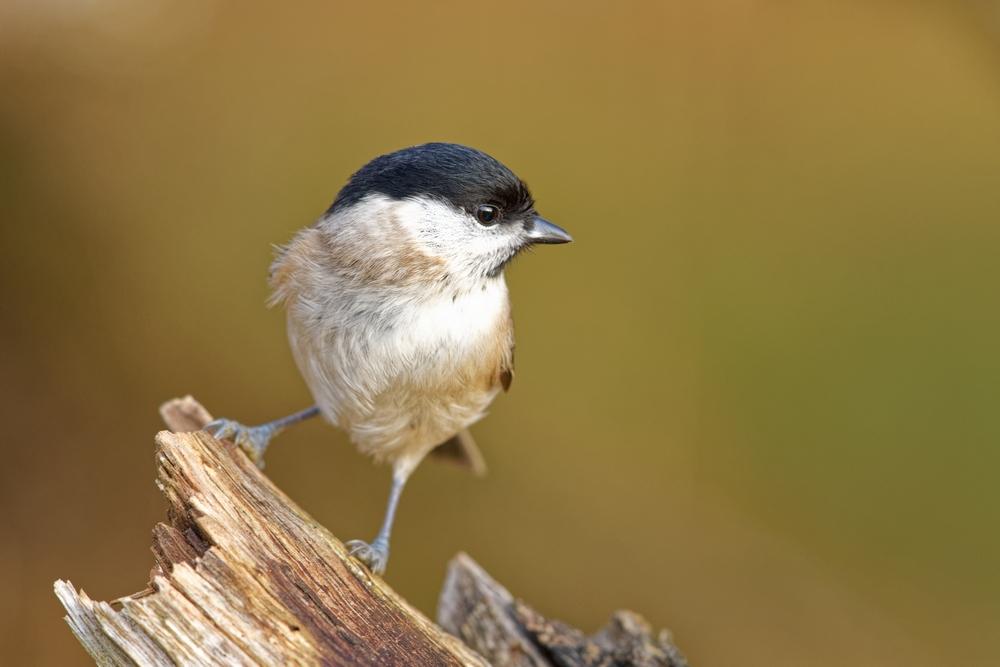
[55,396,486,666]
[438,554,687,667]
[55,395,686,666]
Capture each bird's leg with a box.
[346,468,411,576]
[204,406,320,468]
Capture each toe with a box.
[345,539,368,558]
[240,427,273,469]
[202,420,267,468]
[204,418,235,439]
[346,540,388,575]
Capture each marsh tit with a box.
[207,143,571,574]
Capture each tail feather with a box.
[430,429,487,476]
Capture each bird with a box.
[205,142,571,575]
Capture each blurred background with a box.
[2,1,999,665]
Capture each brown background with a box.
[2,1,999,665]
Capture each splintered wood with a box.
[438,554,687,667]
[55,396,686,666]
[55,396,485,666]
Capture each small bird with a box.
[206,143,571,574]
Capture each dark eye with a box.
[475,204,500,225]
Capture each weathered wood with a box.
[55,395,687,667]
[55,396,487,666]
[438,554,687,667]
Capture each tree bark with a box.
[438,554,687,667]
[55,396,486,666]
[55,396,686,667]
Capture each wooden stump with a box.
[54,396,686,666]
[439,554,687,667]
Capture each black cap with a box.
[328,143,534,218]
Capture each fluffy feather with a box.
[270,194,515,475]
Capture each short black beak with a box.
[525,216,572,244]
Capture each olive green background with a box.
[2,1,998,665]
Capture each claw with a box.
[203,418,274,469]
[346,539,390,575]
[204,418,235,440]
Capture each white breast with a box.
[390,281,509,363]
[287,277,510,466]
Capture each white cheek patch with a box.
[391,196,522,279]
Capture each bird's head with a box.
[323,143,571,284]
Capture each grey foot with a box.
[204,418,276,468]
[346,538,389,575]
